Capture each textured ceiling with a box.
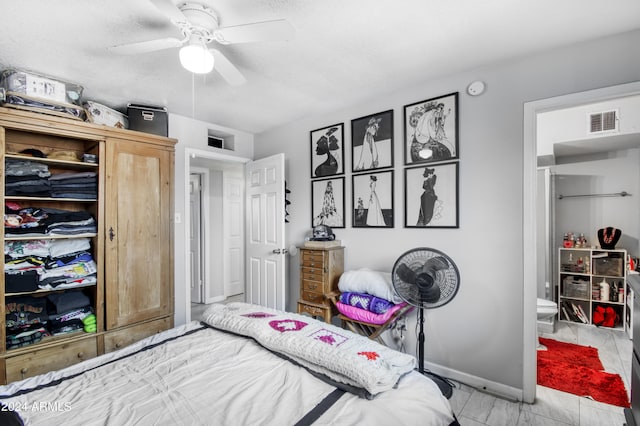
[1,0,639,134]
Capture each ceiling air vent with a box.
[589,110,618,134]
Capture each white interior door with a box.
[245,154,286,309]
[224,173,245,296]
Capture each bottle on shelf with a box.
[600,278,610,302]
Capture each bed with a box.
[0,302,458,425]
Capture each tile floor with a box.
[450,321,631,425]
[191,300,632,425]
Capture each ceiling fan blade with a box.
[109,37,184,55]
[149,0,188,25]
[213,19,295,45]
[210,49,247,86]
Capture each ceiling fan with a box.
[108,0,295,85]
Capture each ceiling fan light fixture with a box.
[179,37,214,74]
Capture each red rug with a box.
[537,337,630,407]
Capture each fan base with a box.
[421,371,453,399]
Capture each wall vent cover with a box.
[589,110,618,134]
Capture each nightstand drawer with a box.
[301,269,324,281]
[297,301,330,319]
[302,279,325,293]
[302,250,326,266]
[301,290,327,305]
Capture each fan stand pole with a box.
[418,307,453,399]
[418,308,425,374]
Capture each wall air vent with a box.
[207,130,235,151]
[588,109,618,134]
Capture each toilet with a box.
[537,298,558,320]
[537,298,558,350]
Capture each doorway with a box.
[187,151,247,321]
[523,81,640,403]
[183,149,287,323]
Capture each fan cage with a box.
[391,248,460,309]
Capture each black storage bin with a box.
[5,270,39,293]
[127,104,168,137]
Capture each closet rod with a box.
[557,191,631,200]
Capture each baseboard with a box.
[424,361,524,402]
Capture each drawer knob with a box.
[20,367,28,375]
[115,342,122,348]
[77,352,84,359]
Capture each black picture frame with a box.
[403,92,459,165]
[404,162,458,228]
[352,170,394,228]
[351,109,394,173]
[311,176,345,228]
[310,123,344,178]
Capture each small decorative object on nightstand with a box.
[297,244,344,323]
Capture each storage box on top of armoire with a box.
[0,68,84,120]
[127,104,168,136]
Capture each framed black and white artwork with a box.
[311,176,345,228]
[310,123,344,178]
[351,110,394,173]
[352,170,394,228]
[404,162,458,228]
[404,92,458,165]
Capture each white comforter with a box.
[0,310,456,426]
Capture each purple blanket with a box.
[339,292,394,314]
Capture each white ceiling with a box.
[1,0,640,134]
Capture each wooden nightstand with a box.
[297,246,344,323]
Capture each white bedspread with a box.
[0,313,456,425]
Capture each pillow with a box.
[339,292,394,314]
[338,268,402,303]
[336,301,411,325]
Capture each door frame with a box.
[184,148,249,322]
[190,167,212,303]
[522,81,640,403]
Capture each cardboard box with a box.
[127,104,168,136]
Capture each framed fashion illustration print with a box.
[403,92,458,165]
[352,170,394,228]
[351,110,394,172]
[311,177,345,228]
[404,162,458,228]
[310,123,344,178]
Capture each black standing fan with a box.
[392,248,460,398]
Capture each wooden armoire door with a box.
[104,138,174,329]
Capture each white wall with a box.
[537,95,640,158]
[552,149,640,258]
[169,113,254,326]
[253,29,640,399]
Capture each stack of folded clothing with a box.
[4,238,97,291]
[39,238,97,290]
[5,204,50,237]
[4,159,51,197]
[5,204,97,237]
[43,208,97,236]
[336,268,410,325]
[5,295,49,349]
[49,171,97,199]
[46,290,93,335]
